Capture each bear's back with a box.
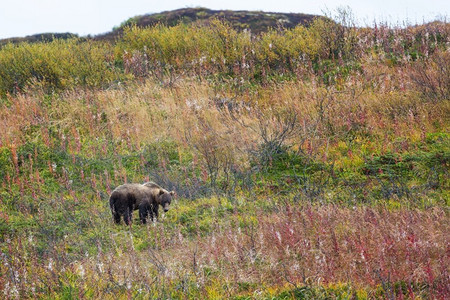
[112,183,154,201]
[142,181,161,189]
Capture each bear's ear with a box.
[159,189,165,196]
[170,191,175,196]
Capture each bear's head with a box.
[159,190,175,212]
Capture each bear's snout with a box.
[163,203,170,212]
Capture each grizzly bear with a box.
[109,182,175,225]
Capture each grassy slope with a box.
[0,15,449,299]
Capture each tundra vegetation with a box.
[0,10,449,299]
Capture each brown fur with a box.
[109,182,175,225]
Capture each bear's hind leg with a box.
[113,211,121,224]
[110,194,122,224]
[123,207,132,225]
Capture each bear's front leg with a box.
[139,204,150,224]
[152,205,159,222]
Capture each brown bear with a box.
[109,182,175,225]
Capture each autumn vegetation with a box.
[0,10,449,299]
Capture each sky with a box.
[0,0,449,39]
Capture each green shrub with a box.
[0,39,124,97]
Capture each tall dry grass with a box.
[2,203,448,298]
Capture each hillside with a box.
[0,32,79,47]
[0,8,320,45]
[97,7,320,40]
[0,13,449,299]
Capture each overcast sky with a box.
[0,0,449,39]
